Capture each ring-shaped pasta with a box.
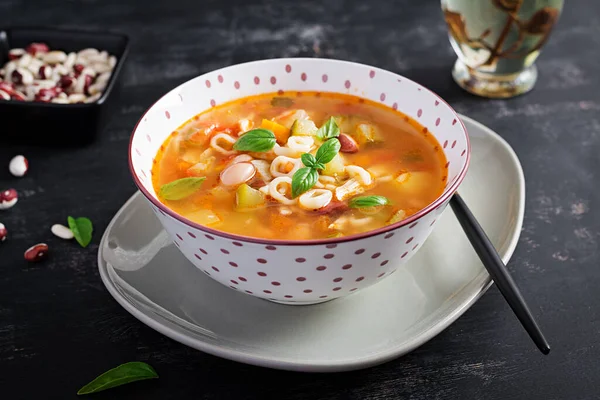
[273,136,315,158]
[270,156,303,178]
[210,133,237,155]
[346,165,373,186]
[268,177,297,205]
[318,175,336,184]
[298,189,333,210]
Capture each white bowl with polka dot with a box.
[129,58,470,305]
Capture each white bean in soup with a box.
[152,91,448,240]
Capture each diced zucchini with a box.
[235,183,266,211]
[181,148,213,165]
[322,153,346,177]
[210,185,233,201]
[387,209,407,224]
[332,115,355,133]
[395,171,435,196]
[185,209,222,226]
[290,119,318,136]
[327,231,344,238]
[353,123,378,145]
[368,164,391,178]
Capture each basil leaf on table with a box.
[348,195,391,208]
[316,117,340,140]
[291,167,319,198]
[67,216,93,248]
[233,128,276,152]
[270,97,294,108]
[159,177,206,201]
[301,153,317,168]
[315,138,341,165]
[77,361,158,395]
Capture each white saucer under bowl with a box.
[98,114,525,372]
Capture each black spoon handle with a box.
[449,193,550,355]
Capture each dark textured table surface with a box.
[1,0,598,399]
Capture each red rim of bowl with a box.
[128,58,471,246]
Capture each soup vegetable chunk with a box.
[152,92,447,240]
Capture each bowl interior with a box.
[130,58,470,229]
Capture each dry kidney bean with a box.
[24,243,49,262]
[38,65,51,79]
[0,223,6,242]
[0,82,15,94]
[338,133,359,153]
[0,42,118,104]
[58,75,75,90]
[8,155,28,177]
[0,188,18,210]
[26,42,49,55]
[51,224,74,240]
[36,87,62,102]
[10,90,26,101]
[12,68,34,85]
[8,48,25,60]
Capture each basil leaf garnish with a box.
[301,153,317,168]
[77,362,158,395]
[67,216,93,248]
[291,167,319,198]
[348,195,391,208]
[232,129,276,152]
[316,117,340,140]
[315,138,341,165]
[159,177,206,201]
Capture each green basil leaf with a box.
[67,216,93,248]
[301,153,317,168]
[348,195,391,208]
[291,167,319,198]
[313,162,326,170]
[233,128,276,152]
[316,117,340,140]
[315,138,341,165]
[270,97,294,108]
[77,362,158,395]
[159,177,206,201]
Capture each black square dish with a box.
[0,27,129,146]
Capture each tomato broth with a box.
[152,92,447,240]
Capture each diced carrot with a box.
[261,119,290,145]
[283,162,294,173]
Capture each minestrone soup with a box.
[152,92,447,240]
